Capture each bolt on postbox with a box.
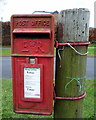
[11,14,54,115]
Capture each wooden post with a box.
[54,8,90,118]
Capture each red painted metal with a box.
[11,15,54,57]
[54,91,86,100]
[55,41,90,48]
[11,14,54,115]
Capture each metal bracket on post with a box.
[55,41,90,67]
[53,84,86,101]
[55,41,90,48]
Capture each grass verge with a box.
[83,79,95,118]
[2,79,53,119]
[1,78,95,119]
[88,47,96,56]
[89,43,96,47]
[0,48,11,56]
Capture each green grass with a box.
[0,48,11,56]
[2,79,53,119]
[82,79,95,118]
[89,43,96,47]
[1,79,95,119]
[88,47,96,56]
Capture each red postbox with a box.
[11,14,54,115]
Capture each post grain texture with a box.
[54,8,90,118]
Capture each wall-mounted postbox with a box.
[11,14,54,115]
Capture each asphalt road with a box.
[1,57,12,79]
[1,56,96,79]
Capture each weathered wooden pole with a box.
[54,8,90,118]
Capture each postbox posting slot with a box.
[13,33,50,39]
[13,28,51,38]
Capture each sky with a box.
[0,0,95,27]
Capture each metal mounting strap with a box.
[55,41,90,48]
[53,84,86,101]
[54,91,86,100]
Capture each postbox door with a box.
[12,57,54,115]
